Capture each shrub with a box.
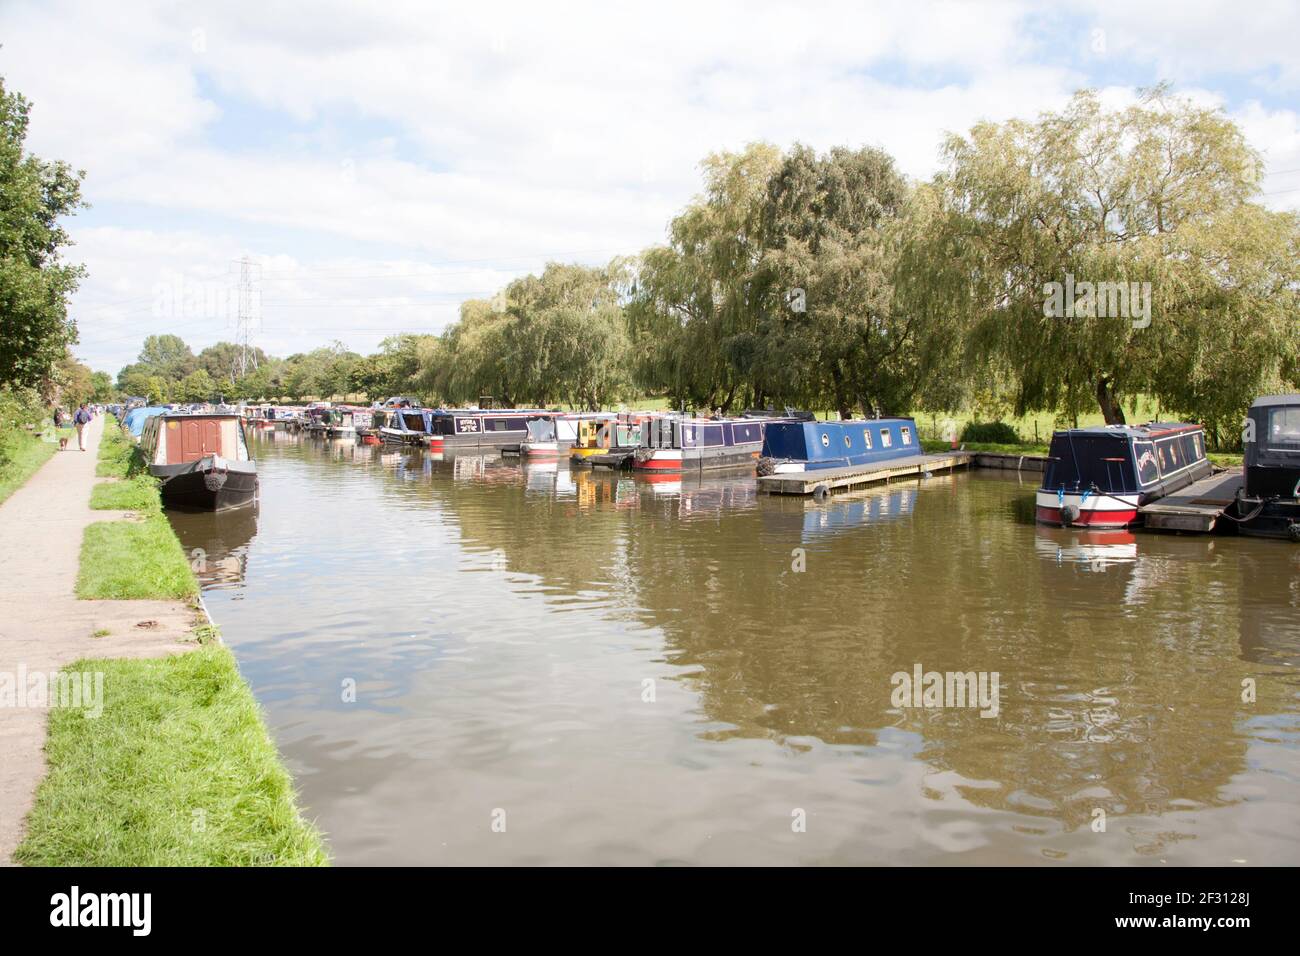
[959,421,1022,444]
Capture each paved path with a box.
[0,415,196,864]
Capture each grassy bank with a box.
[14,646,328,866]
[0,432,57,506]
[30,413,331,865]
[78,416,196,599]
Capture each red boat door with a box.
[167,418,223,464]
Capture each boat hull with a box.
[1034,491,1139,528]
[632,445,762,473]
[151,458,258,512]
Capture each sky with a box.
[2,0,1298,377]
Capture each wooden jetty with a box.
[1139,470,1244,533]
[757,451,972,496]
[973,451,1050,473]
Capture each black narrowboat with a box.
[1235,395,1300,541]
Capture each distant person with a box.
[73,403,91,451]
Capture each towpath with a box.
[0,414,196,864]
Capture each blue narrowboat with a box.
[757,417,921,474]
[1235,394,1300,541]
[1035,422,1211,528]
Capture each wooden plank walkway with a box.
[1139,470,1244,533]
[757,451,972,496]
[973,451,1050,473]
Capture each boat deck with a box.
[757,451,972,496]
[1139,470,1244,533]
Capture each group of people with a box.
[52,403,95,451]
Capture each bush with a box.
[960,421,1022,444]
[0,385,49,469]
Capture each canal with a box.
[167,430,1300,865]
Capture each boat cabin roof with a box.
[1051,422,1202,441]
[1250,394,1300,409]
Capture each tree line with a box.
[5,73,1298,452]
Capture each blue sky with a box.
[1,0,1297,375]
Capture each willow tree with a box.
[922,87,1296,430]
[628,143,782,412]
[757,144,922,418]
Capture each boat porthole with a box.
[821,433,829,447]
[844,435,852,448]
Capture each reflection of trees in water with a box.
[357,448,1292,832]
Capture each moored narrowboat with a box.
[425,409,555,452]
[139,412,258,511]
[521,412,617,459]
[1035,422,1211,528]
[631,415,765,473]
[1235,394,1300,541]
[758,417,920,474]
[377,407,429,444]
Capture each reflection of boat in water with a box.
[1032,527,1138,571]
[1035,423,1211,528]
[168,502,259,590]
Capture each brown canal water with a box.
[166,430,1300,865]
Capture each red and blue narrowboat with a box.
[425,409,555,452]
[631,415,765,473]
[1035,423,1211,528]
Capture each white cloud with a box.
[1,0,1296,374]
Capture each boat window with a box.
[844,434,852,448]
[880,429,892,448]
[862,430,872,449]
[1180,434,1201,464]
[702,425,723,447]
[1269,407,1300,445]
[821,432,830,447]
[901,425,912,446]
[1134,441,1159,484]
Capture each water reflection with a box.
[183,433,1300,865]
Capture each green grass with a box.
[13,645,328,866]
[90,474,161,511]
[96,415,143,479]
[0,433,57,506]
[76,512,198,600]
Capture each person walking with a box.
[73,403,91,452]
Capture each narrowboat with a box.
[570,413,648,462]
[377,407,429,444]
[631,415,765,473]
[1235,394,1300,541]
[1035,422,1211,528]
[425,409,555,452]
[757,417,920,474]
[139,412,258,511]
[521,412,617,459]
[323,407,356,439]
[353,408,378,443]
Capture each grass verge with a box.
[0,433,57,506]
[76,513,199,599]
[90,473,160,511]
[96,414,142,478]
[13,645,328,866]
